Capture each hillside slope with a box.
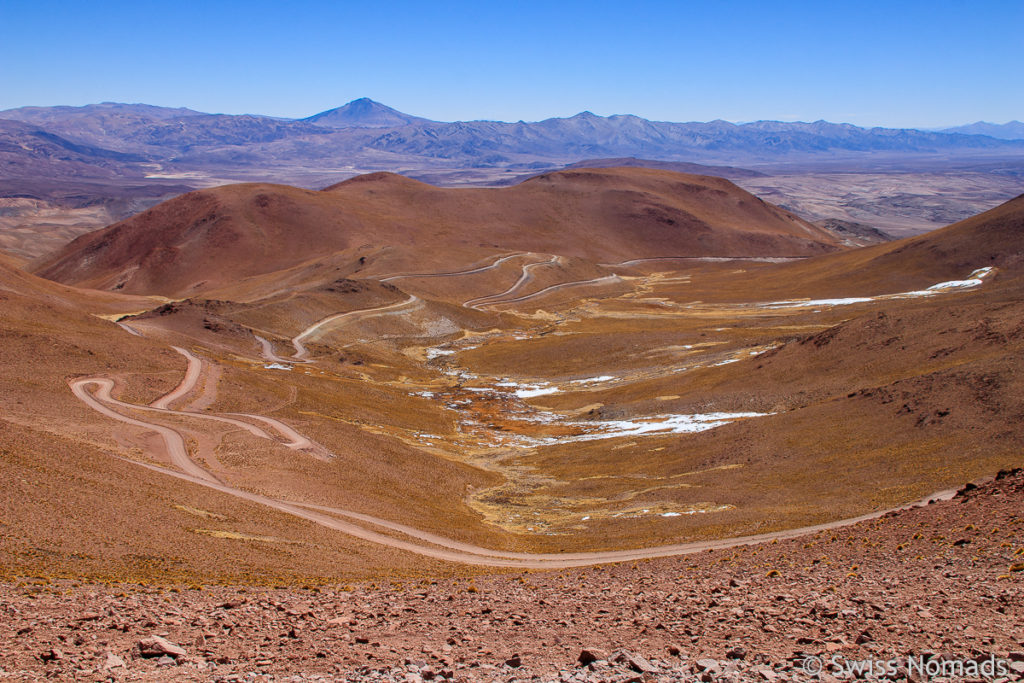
[770,192,1024,297]
[0,119,147,179]
[33,167,842,296]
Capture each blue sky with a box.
[1,0,1020,127]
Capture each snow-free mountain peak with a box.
[303,97,432,128]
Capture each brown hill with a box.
[842,191,1024,285]
[32,167,841,297]
[0,246,162,315]
[669,192,1024,303]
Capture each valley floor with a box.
[1,470,1021,682]
[3,176,1024,683]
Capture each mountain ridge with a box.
[939,120,1024,140]
[3,99,1023,172]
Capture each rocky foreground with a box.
[1,471,1022,682]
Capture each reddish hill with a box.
[729,192,1024,300]
[32,168,841,296]
[0,246,160,315]
[849,192,1024,283]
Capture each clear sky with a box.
[1,0,1020,128]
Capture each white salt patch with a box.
[426,348,456,360]
[412,391,435,398]
[762,297,873,309]
[581,516,590,521]
[463,387,492,393]
[571,375,616,384]
[714,358,740,366]
[569,411,768,441]
[760,267,995,309]
[925,277,984,291]
[515,386,560,398]
[263,363,291,371]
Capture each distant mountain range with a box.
[938,121,1024,140]
[2,99,1023,182]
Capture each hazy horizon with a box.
[2,97,1021,132]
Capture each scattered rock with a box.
[137,635,186,659]
[578,649,608,666]
[103,652,126,670]
[613,650,658,674]
[2,470,1023,681]
[694,658,721,673]
[726,645,747,660]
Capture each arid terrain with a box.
[0,162,1022,680]
[1,470,1021,681]
[735,169,1024,238]
[3,100,1024,259]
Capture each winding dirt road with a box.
[380,253,527,282]
[115,321,143,337]
[151,347,202,409]
[70,260,981,568]
[226,412,314,451]
[476,274,623,308]
[74,347,320,461]
[463,256,561,309]
[254,295,423,364]
[290,294,421,360]
[255,335,291,364]
[72,378,221,485]
[605,256,805,267]
[70,369,962,568]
